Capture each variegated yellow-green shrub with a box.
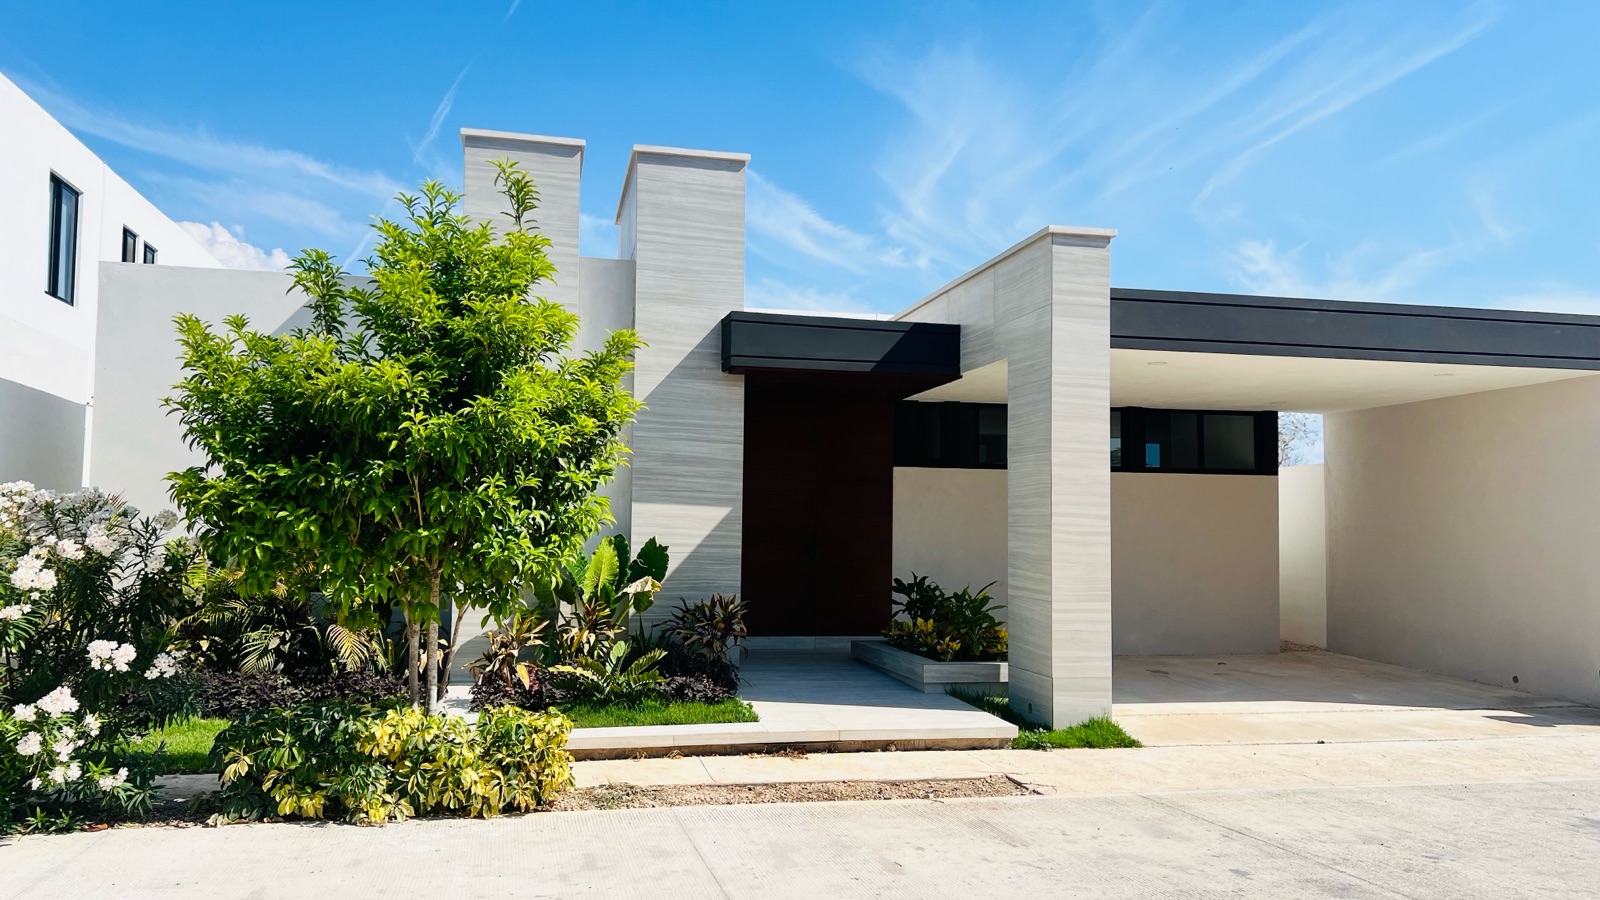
[210,703,572,824]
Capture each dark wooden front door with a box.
[741,375,894,636]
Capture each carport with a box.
[892,225,1600,727]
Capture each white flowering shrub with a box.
[0,482,198,831]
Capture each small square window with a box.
[122,228,139,263]
[143,243,158,264]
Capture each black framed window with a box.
[1111,407,1276,475]
[894,401,1007,469]
[46,174,81,304]
[122,228,139,263]
[143,243,158,264]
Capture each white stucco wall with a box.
[1279,464,1328,647]
[892,468,1008,617]
[1326,374,1600,707]
[1111,472,1280,655]
[91,265,310,515]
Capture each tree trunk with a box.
[424,569,443,715]
[403,610,420,708]
[437,599,470,703]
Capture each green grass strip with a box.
[563,698,759,728]
[949,690,1141,750]
[129,717,230,774]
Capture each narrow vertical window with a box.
[46,175,81,303]
[143,243,158,264]
[122,228,139,263]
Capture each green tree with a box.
[165,162,642,711]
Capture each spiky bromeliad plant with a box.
[166,161,643,712]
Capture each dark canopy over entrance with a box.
[722,313,961,637]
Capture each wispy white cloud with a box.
[579,212,617,259]
[143,172,356,237]
[745,278,881,314]
[20,79,402,199]
[179,222,293,271]
[1191,7,1496,215]
[747,170,921,274]
[503,0,522,23]
[1228,175,1517,301]
[413,62,473,167]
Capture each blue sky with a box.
[5,0,1599,316]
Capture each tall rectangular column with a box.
[461,129,584,311]
[896,225,1113,727]
[619,146,747,622]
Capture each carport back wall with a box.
[1325,374,1600,707]
[1111,472,1280,655]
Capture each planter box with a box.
[851,640,1007,695]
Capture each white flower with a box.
[0,603,30,621]
[65,762,81,782]
[52,737,75,761]
[8,551,56,592]
[12,703,36,722]
[97,768,128,790]
[83,713,101,736]
[47,765,67,785]
[84,524,117,556]
[153,510,179,531]
[36,686,79,716]
[145,652,179,680]
[27,777,41,791]
[88,640,137,672]
[53,539,83,561]
[16,732,43,756]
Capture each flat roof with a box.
[1110,288,1600,371]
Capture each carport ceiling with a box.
[1111,349,1597,413]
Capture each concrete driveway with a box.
[1114,648,1600,746]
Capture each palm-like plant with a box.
[178,562,388,675]
[548,640,665,705]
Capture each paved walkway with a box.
[8,737,1599,898]
[566,649,1016,757]
[1112,649,1600,746]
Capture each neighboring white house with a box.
[0,72,220,491]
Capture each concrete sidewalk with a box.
[572,732,1600,794]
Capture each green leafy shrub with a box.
[660,593,748,665]
[883,574,1007,662]
[1,483,198,832]
[211,703,572,824]
[549,640,665,705]
[532,535,668,665]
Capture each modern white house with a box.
[6,94,1599,727]
[0,73,220,491]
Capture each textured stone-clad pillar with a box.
[460,129,584,311]
[896,226,1113,727]
[619,146,747,623]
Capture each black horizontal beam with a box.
[1110,288,1600,370]
[721,311,961,376]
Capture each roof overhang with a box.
[720,311,961,377]
[1110,288,1600,370]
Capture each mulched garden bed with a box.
[549,775,1033,810]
